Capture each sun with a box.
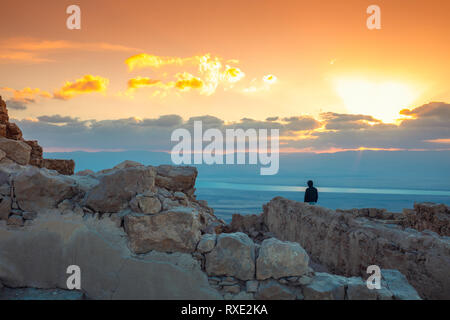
[333,78,418,123]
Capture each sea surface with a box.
[195,181,450,222]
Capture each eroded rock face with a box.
[402,202,450,236]
[0,212,221,300]
[262,197,450,299]
[255,279,296,300]
[124,207,202,254]
[256,238,309,280]
[0,138,31,165]
[155,165,197,193]
[84,166,156,213]
[13,166,79,212]
[42,159,75,176]
[206,232,255,280]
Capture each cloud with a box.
[5,100,27,110]
[14,102,450,153]
[0,38,140,63]
[174,73,204,91]
[320,112,381,130]
[1,87,52,103]
[125,53,192,71]
[37,115,80,124]
[125,53,271,97]
[53,75,109,100]
[128,77,161,90]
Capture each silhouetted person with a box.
[304,180,318,204]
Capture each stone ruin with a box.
[0,96,74,175]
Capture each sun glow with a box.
[334,78,419,123]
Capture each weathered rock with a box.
[255,280,295,300]
[303,273,347,300]
[196,233,217,253]
[256,238,309,280]
[381,269,421,300]
[0,212,221,300]
[346,277,378,300]
[7,214,24,226]
[246,280,259,293]
[42,159,75,175]
[6,122,22,140]
[0,195,11,220]
[113,160,145,170]
[129,194,161,214]
[124,206,202,254]
[24,140,43,167]
[262,197,448,299]
[402,202,450,236]
[0,137,31,165]
[84,166,156,213]
[155,165,197,193]
[76,169,95,176]
[205,232,255,280]
[13,166,79,212]
[223,285,240,294]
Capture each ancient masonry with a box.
[0,96,74,175]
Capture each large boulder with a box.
[124,206,202,254]
[0,138,31,165]
[345,277,378,300]
[256,238,309,280]
[13,166,79,212]
[205,232,255,280]
[129,193,161,214]
[155,165,197,193]
[84,166,156,213]
[0,211,221,300]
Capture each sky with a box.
[0,0,449,153]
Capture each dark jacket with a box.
[304,187,318,203]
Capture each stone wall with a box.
[260,197,450,300]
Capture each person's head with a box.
[307,180,313,187]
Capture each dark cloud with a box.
[321,112,381,130]
[37,115,80,123]
[14,102,450,152]
[266,116,279,122]
[5,99,27,110]
[282,116,322,131]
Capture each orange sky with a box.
[0,0,449,150]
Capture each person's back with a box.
[304,180,318,204]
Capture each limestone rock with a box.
[0,212,221,300]
[205,232,255,280]
[113,160,145,170]
[0,195,11,220]
[346,277,378,300]
[155,165,197,192]
[256,237,309,280]
[303,273,347,300]
[129,193,161,214]
[124,206,202,254]
[246,280,259,293]
[381,269,421,300]
[6,122,22,140]
[84,166,156,213]
[42,159,75,175]
[255,279,295,300]
[14,166,79,212]
[196,233,217,253]
[262,197,450,299]
[0,137,31,165]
